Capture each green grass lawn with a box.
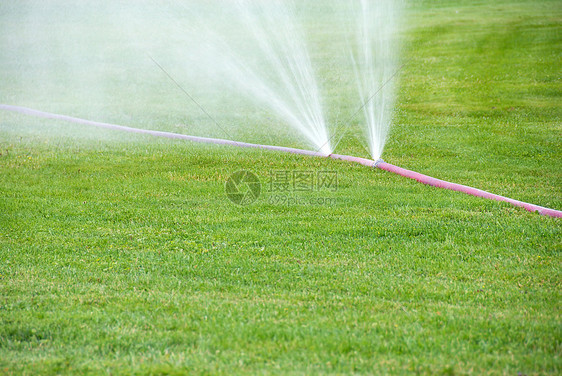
[1,0,561,374]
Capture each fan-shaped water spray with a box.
[350,0,401,160]
[171,0,401,158]
[179,0,333,155]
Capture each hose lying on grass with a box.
[2,104,560,218]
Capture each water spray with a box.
[2,104,560,218]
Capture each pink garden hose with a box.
[1,104,560,218]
